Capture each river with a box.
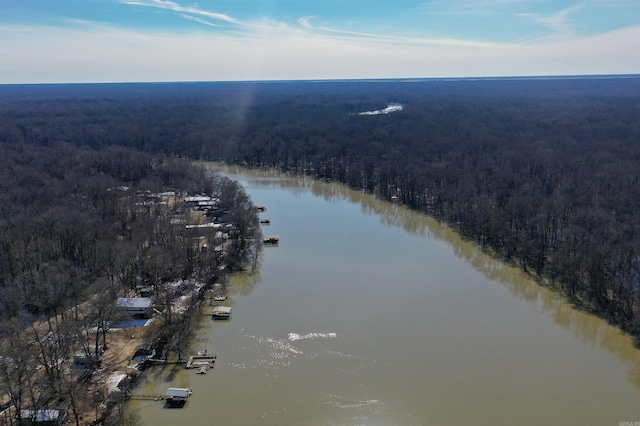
[131,165,640,425]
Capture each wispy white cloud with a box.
[298,16,316,30]
[517,5,583,36]
[179,14,223,28]
[119,0,244,26]
[299,16,397,39]
[119,0,299,33]
[419,1,600,44]
[421,0,546,15]
[117,0,637,49]
[298,16,504,49]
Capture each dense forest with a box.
[1,76,639,343]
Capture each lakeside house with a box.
[116,297,153,319]
[184,195,220,212]
[18,409,67,426]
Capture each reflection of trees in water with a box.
[207,163,640,388]
[230,254,263,297]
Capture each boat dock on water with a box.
[263,234,279,245]
[185,351,216,369]
[164,387,192,407]
[211,305,232,320]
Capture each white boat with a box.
[214,294,227,301]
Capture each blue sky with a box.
[1,0,639,83]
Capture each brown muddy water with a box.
[131,165,640,425]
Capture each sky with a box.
[1,0,639,83]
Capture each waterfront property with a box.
[17,409,67,426]
[184,195,219,211]
[116,297,153,319]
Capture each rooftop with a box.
[116,298,153,309]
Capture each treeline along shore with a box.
[1,77,639,345]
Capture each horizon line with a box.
[2,73,640,87]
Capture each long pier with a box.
[145,359,187,365]
[128,394,165,401]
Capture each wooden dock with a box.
[185,354,216,369]
[128,394,165,401]
[145,359,187,365]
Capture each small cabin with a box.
[184,195,213,207]
[18,409,67,426]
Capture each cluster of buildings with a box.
[2,192,249,424]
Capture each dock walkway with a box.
[185,354,216,369]
[128,394,165,401]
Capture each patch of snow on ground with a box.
[106,373,128,393]
[357,103,403,115]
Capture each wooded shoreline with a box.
[0,142,262,425]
